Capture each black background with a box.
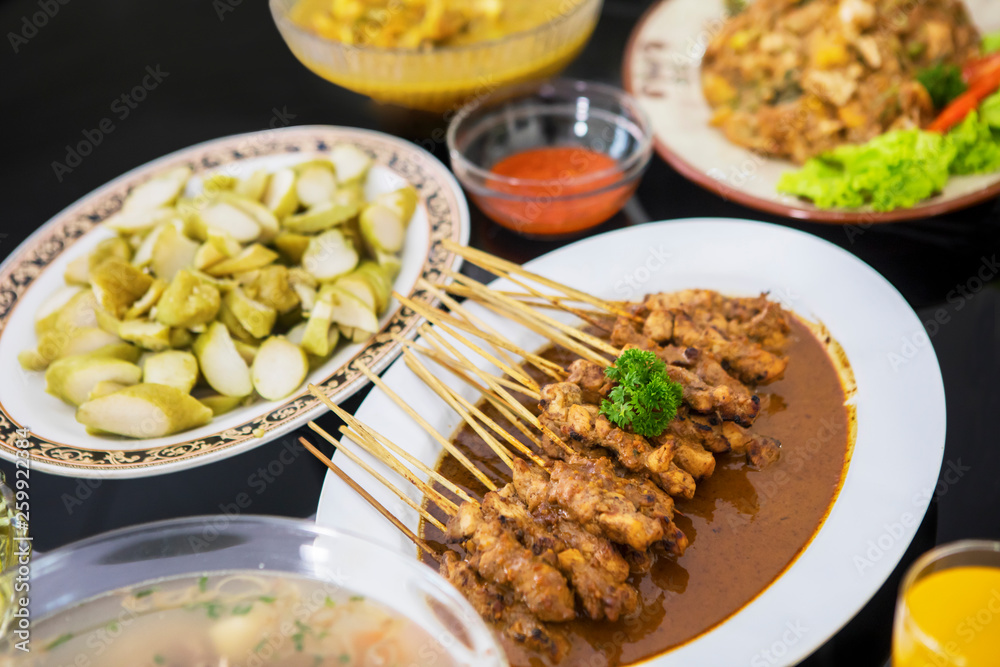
[2,0,1000,664]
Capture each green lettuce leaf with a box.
[947,111,1000,175]
[777,130,954,211]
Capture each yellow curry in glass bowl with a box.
[270,0,602,111]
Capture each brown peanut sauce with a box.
[420,316,853,666]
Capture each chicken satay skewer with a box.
[298,437,439,559]
[403,350,548,469]
[394,291,566,381]
[441,239,641,322]
[309,382,497,492]
[305,423,450,531]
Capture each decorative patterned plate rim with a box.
[622,0,1000,224]
[0,125,470,478]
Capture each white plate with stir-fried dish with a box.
[624,0,1000,222]
[0,126,468,478]
[314,219,945,666]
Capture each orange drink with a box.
[893,541,1000,667]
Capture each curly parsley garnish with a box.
[600,349,683,437]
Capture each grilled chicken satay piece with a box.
[513,458,688,555]
[610,320,761,426]
[440,552,570,661]
[664,407,781,469]
[487,485,639,621]
[446,503,576,622]
[642,308,787,384]
[643,290,791,353]
[538,382,696,497]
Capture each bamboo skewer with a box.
[447,271,620,360]
[395,291,565,381]
[298,437,438,559]
[404,351,515,470]
[404,349,548,468]
[488,272,611,332]
[353,365,478,505]
[473,298,612,368]
[417,278,523,373]
[391,334,541,400]
[309,383,497,492]
[328,422,459,515]
[396,291,542,389]
[306,423,449,531]
[441,239,641,321]
[418,325,576,458]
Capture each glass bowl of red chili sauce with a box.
[446,79,652,238]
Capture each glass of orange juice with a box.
[893,540,1000,666]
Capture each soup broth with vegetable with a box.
[2,572,455,666]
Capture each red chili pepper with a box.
[963,52,1000,86]
[927,67,1000,133]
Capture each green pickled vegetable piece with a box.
[251,337,308,400]
[241,265,300,314]
[143,350,199,393]
[300,299,335,357]
[359,205,405,254]
[45,355,142,406]
[122,167,190,212]
[294,162,338,208]
[329,144,372,183]
[263,168,298,218]
[205,244,278,277]
[192,322,253,397]
[155,270,221,328]
[197,392,246,416]
[224,288,277,339]
[76,383,213,438]
[124,279,166,319]
[90,257,153,318]
[375,185,418,225]
[274,232,310,264]
[150,222,199,282]
[301,229,358,282]
[118,319,172,351]
[234,170,270,202]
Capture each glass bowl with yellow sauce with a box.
[269,0,603,112]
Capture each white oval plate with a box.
[623,0,1000,223]
[316,219,946,666]
[0,125,469,478]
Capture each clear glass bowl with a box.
[447,79,652,238]
[19,515,505,665]
[269,0,603,112]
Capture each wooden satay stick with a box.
[410,352,548,468]
[304,425,450,531]
[391,333,541,400]
[479,390,545,452]
[487,272,611,332]
[417,278,522,374]
[418,325,576,458]
[407,337,547,453]
[394,292,545,388]
[330,423,459,515]
[309,382,497,492]
[471,295,612,368]
[394,292,565,381]
[352,365,478,505]
[404,351,515,470]
[441,239,641,321]
[339,424,475,508]
[298,438,439,560]
[446,271,620,358]
[417,280,540,392]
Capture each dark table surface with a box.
[3,0,999,663]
